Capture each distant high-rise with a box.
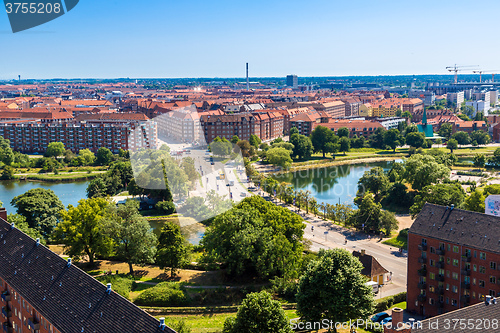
[246,63,249,91]
[286,75,298,88]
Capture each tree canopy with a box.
[410,183,466,217]
[266,147,292,169]
[156,222,189,277]
[403,154,450,191]
[45,142,65,158]
[296,249,374,328]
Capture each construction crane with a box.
[446,65,479,84]
[472,70,499,83]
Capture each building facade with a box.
[407,203,500,318]
[286,75,298,88]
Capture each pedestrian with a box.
[368,235,371,240]
[311,226,314,232]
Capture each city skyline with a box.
[1,0,500,79]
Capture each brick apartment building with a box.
[155,109,204,144]
[0,121,157,154]
[310,101,345,118]
[408,203,500,318]
[200,111,284,143]
[0,213,176,333]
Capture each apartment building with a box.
[315,120,384,138]
[200,111,284,143]
[447,91,465,108]
[407,203,500,318]
[0,214,176,333]
[155,109,203,144]
[409,90,436,107]
[340,98,361,117]
[310,101,345,118]
[0,121,157,153]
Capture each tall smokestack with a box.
[246,63,249,91]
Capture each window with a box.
[479,280,485,287]
[446,270,450,277]
[474,250,477,258]
[430,273,435,280]
[473,264,477,272]
[453,246,459,253]
[490,276,496,284]
[490,262,497,270]
[448,244,451,251]
[490,290,496,297]
[453,259,459,267]
[429,298,435,305]
[429,285,435,292]
[446,283,450,291]
[480,252,486,260]
[447,257,451,264]
[452,272,459,280]
[430,259,435,267]
[473,291,476,299]
[452,299,458,306]
[479,266,486,274]
[430,247,435,254]
[452,285,458,293]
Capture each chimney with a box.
[36,238,40,246]
[106,283,112,294]
[159,317,166,330]
[0,208,7,221]
[486,295,492,305]
[67,258,72,267]
[391,307,404,328]
[361,249,366,256]
[246,63,250,91]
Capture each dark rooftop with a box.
[410,203,500,255]
[0,217,176,333]
[352,250,389,278]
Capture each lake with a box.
[272,160,401,207]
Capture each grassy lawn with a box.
[23,173,100,182]
[160,309,298,333]
[392,301,406,310]
[382,233,408,250]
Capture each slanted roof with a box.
[0,217,175,333]
[410,203,500,254]
[416,300,500,332]
[352,251,389,278]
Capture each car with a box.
[240,192,247,197]
[211,162,215,165]
[371,312,390,323]
[380,317,392,326]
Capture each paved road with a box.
[250,190,408,298]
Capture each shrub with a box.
[95,275,134,300]
[270,277,298,302]
[156,201,176,215]
[134,282,189,306]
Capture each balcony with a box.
[0,292,9,302]
[418,244,428,251]
[418,257,427,264]
[28,318,40,330]
[2,322,13,333]
[1,307,11,318]
[437,287,445,295]
[436,261,445,268]
[418,268,427,276]
[417,294,427,302]
[461,269,471,276]
[436,249,445,255]
[461,282,471,289]
[418,282,427,289]
[437,274,445,282]
[461,255,471,262]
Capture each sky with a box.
[0,0,499,79]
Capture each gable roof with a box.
[410,203,500,254]
[0,217,175,333]
[352,251,389,277]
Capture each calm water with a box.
[0,180,89,213]
[272,160,401,207]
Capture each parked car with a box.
[371,312,390,323]
[365,281,379,294]
[380,317,392,326]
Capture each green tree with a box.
[156,222,189,277]
[54,198,112,265]
[357,167,390,201]
[0,136,14,165]
[223,291,292,333]
[404,154,450,191]
[410,183,466,217]
[1,165,15,180]
[249,134,261,148]
[102,200,157,274]
[438,123,453,140]
[266,147,292,168]
[296,249,374,332]
[337,127,349,138]
[95,147,114,166]
[11,188,64,238]
[45,142,65,158]
[230,135,240,145]
[202,196,305,279]
[79,149,96,165]
[236,140,253,157]
[290,133,313,160]
[406,132,425,148]
[178,197,212,221]
[310,125,336,158]
[210,137,232,157]
[339,136,350,155]
[350,193,397,234]
[384,128,403,152]
[464,189,486,213]
[447,138,458,153]
[452,131,471,146]
[470,130,491,145]
[402,110,412,120]
[473,154,486,168]
[7,213,45,244]
[404,124,419,135]
[155,201,176,215]
[368,127,386,149]
[489,148,500,167]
